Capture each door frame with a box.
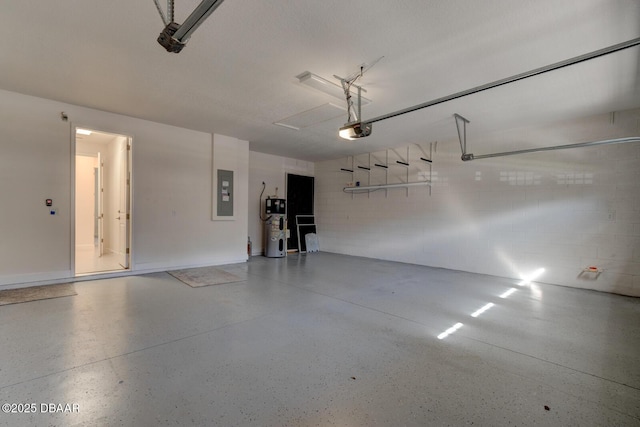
[71,125,134,276]
[97,152,104,257]
[117,137,132,269]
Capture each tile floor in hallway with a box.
[0,252,639,426]
[75,245,125,275]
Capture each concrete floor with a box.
[1,252,639,426]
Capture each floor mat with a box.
[168,266,246,288]
[0,283,77,306]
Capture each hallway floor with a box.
[75,245,125,275]
[0,253,638,426]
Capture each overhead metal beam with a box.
[461,137,640,161]
[454,112,640,161]
[363,37,640,126]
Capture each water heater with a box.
[265,198,286,258]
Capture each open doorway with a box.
[286,173,315,252]
[75,128,131,275]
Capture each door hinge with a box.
[126,248,130,254]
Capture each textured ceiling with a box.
[1,1,639,161]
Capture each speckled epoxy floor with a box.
[1,252,639,426]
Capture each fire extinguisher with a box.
[247,236,252,257]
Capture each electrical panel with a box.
[265,198,286,214]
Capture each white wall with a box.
[4,86,636,296]
[75,155,97,248]
[0,92,72,284]
[0,89,249,287]
[315,110,640,296]
[248,151,314,255]
[210,134,250,260]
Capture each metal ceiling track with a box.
[363,37,640,125]
[454,113,640,161]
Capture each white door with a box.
[117,140,130,269]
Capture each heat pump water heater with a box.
[265,198,286,258]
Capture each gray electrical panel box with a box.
[217,169,233,217]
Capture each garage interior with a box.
[0,1,639,425]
